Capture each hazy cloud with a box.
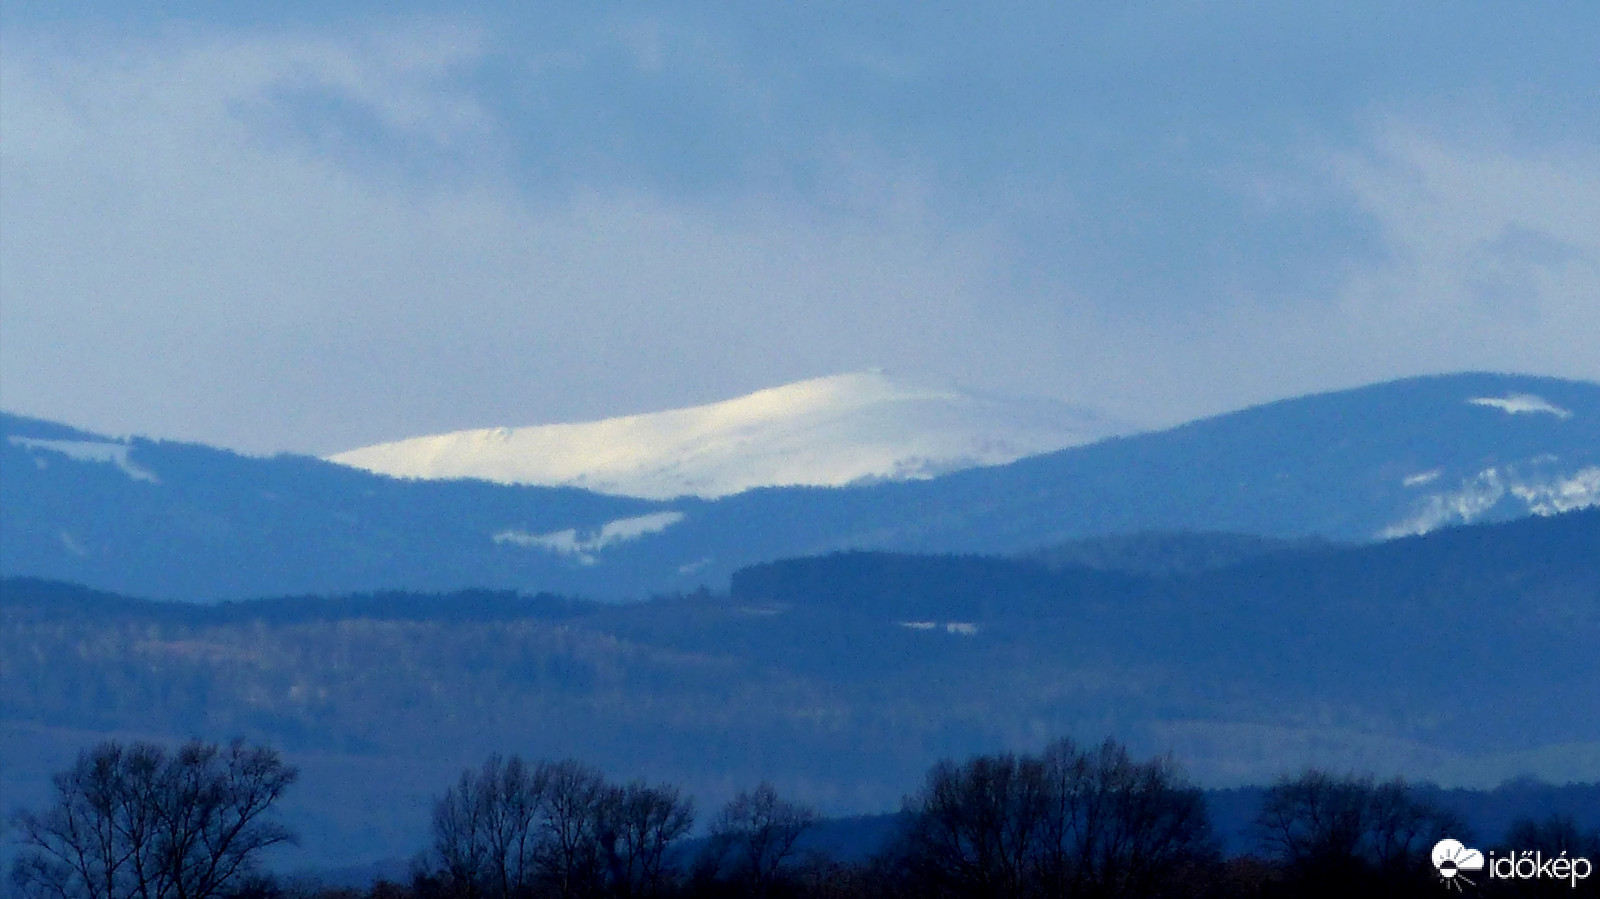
[2,7,1595,453]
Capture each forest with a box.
[4,508,1598,865]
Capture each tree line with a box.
[10,738,1598,898]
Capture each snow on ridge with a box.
[1512,468,1600,516]
[494,511,686,565]
[1378,464,1600,538]
[8,436,160,483]
[897,620,981,636]
[1402,469,1441,488]
[329,371,1131,499]
[1467,393,1573,419]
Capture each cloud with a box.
[0,22,1012,453]
[1066,126,1600,415]
[1,11,1595,455]
[1327,125,1600,374]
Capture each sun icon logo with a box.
[1432,839,1485,892]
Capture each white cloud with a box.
[1100,126,1600,419]
[0,22,1011,453]
[2,18,1595,456]
[1327,126,1600,372]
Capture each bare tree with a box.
[10,739,297,899]
[536,760,614,899]
[1364,777,1465,876]
[604,781,693,899]
[431,755,545,899]
[432,757,662,899]
[432,766,492,899]
[708,782,817,896]
[1255,770,1371,875]
[897,739,1214,899]
[899,753,1052,899]
[1504,813,1600,855]
[1040,739,1214,898]
[1256,770,1461,896]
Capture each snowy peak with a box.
[328,372,1130,499]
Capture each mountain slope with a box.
[3,373,1597,600]
[679,372,1600,561]
[327,371,1128,499]
[724,506,1600,781]
[0,411,677,601]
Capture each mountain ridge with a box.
[5,506,1597,864]
[327,371,1131,499]
[4,371,1597,601]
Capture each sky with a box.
[2,2,1597,456]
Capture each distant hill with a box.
[3,372,1597,600]
[731,509,1600,760]
[4,508,1597,864]
[703,371,1600,557]
[1018,531,1337,577]
[327,370,1127,499]
[0,411,670,600]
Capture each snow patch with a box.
[1511,467,1600,516]
[676,558,712,576]
[898,620,981,636]
[9,437,160,483]
[1379,465,1600,538]
[494,511,685,564]
[1467,394,1573,419]
[1402,469,1441,488]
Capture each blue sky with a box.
[3,2,1597,453]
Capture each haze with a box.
[2,2,1597,455]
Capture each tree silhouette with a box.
[10,739,297,899]
[1255,770,1462,897]
[431,754,544,899]
[706,783,817,897]
[428,756,693,899]
[896,738,1214,899]
[537,760,613,899]
[605,781,693,899]
[1497,814,1600,899]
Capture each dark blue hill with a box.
[3,508,1596,864]
[690,372,1600,561]
[4,372,1596,600]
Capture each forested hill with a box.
[6,373,1599,601]
[727,506,1600,769]
[4,508,1596,863]
[0,577,587,625]
[732,505,1598,620]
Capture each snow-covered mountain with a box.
[327,371,1130,499]
[6,372,1598,602]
